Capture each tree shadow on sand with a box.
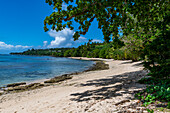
[70,70,147,102]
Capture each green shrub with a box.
[136,77,170,108]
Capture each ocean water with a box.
[0,54,94,87]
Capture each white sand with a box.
[0,58,148,113]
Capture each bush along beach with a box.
[136,77,170,112]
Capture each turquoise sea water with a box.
[0,55,94,87]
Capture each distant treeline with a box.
[10,39,141,61]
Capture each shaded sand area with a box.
[0,58,150,113]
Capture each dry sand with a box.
[0,58,149,113]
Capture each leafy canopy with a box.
[44,0,167,42]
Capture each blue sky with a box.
[0,0,105,54]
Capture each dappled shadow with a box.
[78,71,144,87]
[70,70,147,102]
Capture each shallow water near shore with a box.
[0,54,94,87]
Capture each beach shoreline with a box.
[25,57,100,85]
[0,57,109,95]
[0,55,95,88]
[0,58,153,113]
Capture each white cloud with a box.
[49,36,66,47]
[0,41,32,54]
[92,39,103,43]
[53,3,67,12]
[15,45,30,49]
[62,3,67,10]
[0,41,31,50]
[43,41,48,47]
[0,41,14,49]
[47,28,88,48]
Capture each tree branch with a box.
[63,1,97,21]
[80,15,96,35]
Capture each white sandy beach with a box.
[0,58,149,113]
